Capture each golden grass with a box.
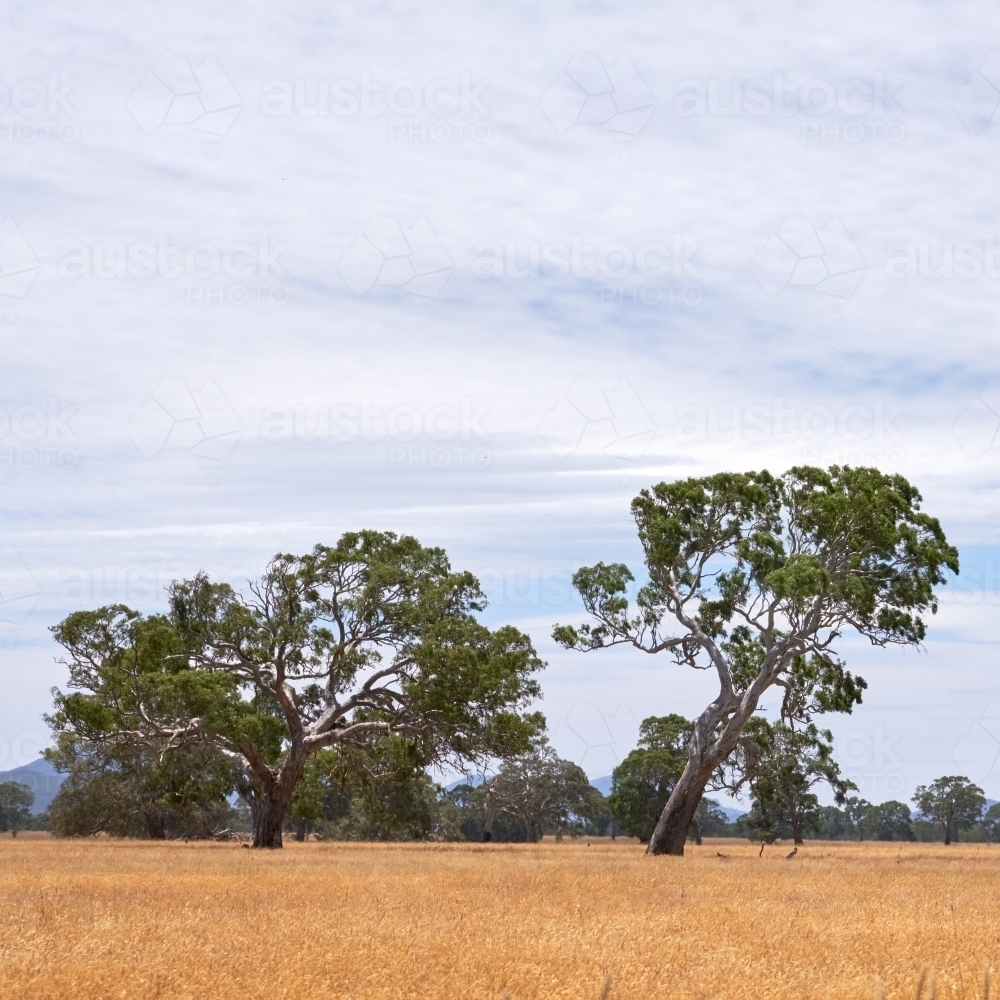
[1,836,999,1000]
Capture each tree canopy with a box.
[492,745,601,842]
[724,719,853,845]
[912,776,985,844]
[0,781,34,837]
[555,466,958,854]
[46,531,545,847]
[608,714,692,842]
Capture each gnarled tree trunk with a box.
[144,808,167,840]
[482,785,498,842]
[250,749,307,849]
[646,760,712,855]
[483,785,500,844]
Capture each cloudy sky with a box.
[2,0,999,806]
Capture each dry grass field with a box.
[1,836,998,1000]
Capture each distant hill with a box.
[446,774,489,790]
[0,758,64,813]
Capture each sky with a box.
[1,0,999,808]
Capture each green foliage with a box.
[982,803,1000,843]
[843,796,871,840]
[286,751,337,841]
[47,531,546,847]
[493,745,602,842]
[608,714,692,842]
[912,776,985,844]
[555,466,956,853]
[813,805,853,840]
[46,742,236,839]
[0,781,34,836]
[557,466,955,708]
[865,800,915,841]
[729,720,854,844]
[440,782,528,842]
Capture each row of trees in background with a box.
[33,466,961,851]
[29,708,1000,846]
[41,736,611,843]
[605,715,999,844]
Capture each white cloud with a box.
[2,0,1000,791]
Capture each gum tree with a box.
[844,795,871,840]
[608,714,693,843]
[492,744,599,842]
[726,719,854,845]
[47,531,545,848]
[912,775,985,844]
[554,466,958,856]
[0,782,34,837]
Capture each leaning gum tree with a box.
[554,466,957,855]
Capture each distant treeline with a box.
[9,750,1000,846]
[712,802,1000,844]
